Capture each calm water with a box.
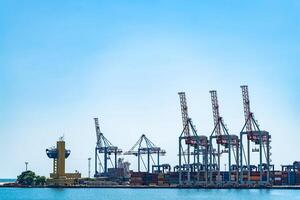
[0,188,299,200]
[0,179,16,183]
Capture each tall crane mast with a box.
[241,85,252,132]
[178,92,190,138]
[208,90,240,185]
[93,117,122,177]
[177,92,207,185]
[239,85,272,185]
[209,90,221,136]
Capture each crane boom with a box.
[94,118,102,148]
[209,90,221,135]
[241,85,252,132]
[178,92,190,137]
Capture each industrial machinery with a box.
[124,134,166,173]
[208,90,239,185]
[152,164,171,174]
[94,118,122,177]
[239,85,271,185]
[46,137,81,186]
[177,92,209,185]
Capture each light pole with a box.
[25,162,28,171]
[88,158,91,178]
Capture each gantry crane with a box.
[209,90,239,185]
[178,92,209,185]
[124,134,166,173]
[239,85,272,185]
[94,118,122,177]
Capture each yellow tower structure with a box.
[46,137,81,186]
[57,140,66,178]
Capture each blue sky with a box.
[0,0,299,177]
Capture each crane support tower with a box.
[239,86,272,186]
[124,134,166,173]
[94,118,122,177]
[177,92,209,186]
[209,90,239,185]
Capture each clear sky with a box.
[0,0,299,178]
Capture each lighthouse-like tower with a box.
[46,137,81,186]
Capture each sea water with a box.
[0,179,16,183]
[0,188,299,200]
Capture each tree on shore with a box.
[17,171,46,186]
[35,175,46,185]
